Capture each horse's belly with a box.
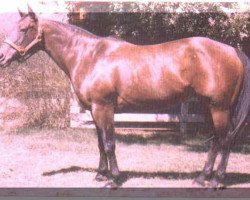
[116,93,184,113]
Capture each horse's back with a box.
[78,36,244,111]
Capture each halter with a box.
[3,27,43,56]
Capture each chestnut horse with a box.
[0,7,249,188]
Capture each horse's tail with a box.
[229,50,250,140]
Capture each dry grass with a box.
[0,128,249,188]
[0,33,70,130]
[0,13,71,131]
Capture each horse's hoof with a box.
[95,173,108,182]
[104,181,118,189]
[204,181,210,188]
[207,179,226,189]
[217,183,226,189]
[193,176,206,187]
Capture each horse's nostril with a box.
[0,52,4,59]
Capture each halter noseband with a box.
[3,27,43,56]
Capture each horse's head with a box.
[0,6,42,67]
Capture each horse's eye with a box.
[20,27,29,33]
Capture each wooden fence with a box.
[70,87,206,134]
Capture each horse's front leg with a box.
[91,103,120,188]
[94,127,109,182]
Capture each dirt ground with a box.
[0,128,249,188]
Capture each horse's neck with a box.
[41,20,99,77]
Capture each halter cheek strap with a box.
[3,27,43,56]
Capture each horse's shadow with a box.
[42,166,250,187]
[115,130,250,154]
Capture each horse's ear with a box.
[27,4,37,21]
[18,8,26,18]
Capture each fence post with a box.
[180,101,189,134]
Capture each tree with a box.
[67,1,249,51]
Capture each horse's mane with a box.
[45,20,130,44]
[46,19,101,39]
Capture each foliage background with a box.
[68,2,250,55]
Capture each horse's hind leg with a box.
[206,107,232,188]
[91,103,120,188]
[193,136,220,186]
[194,106,230,187]
[193,105,220,186]
[209,135,232,188]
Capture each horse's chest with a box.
[72,72,113,109]
[71,79,92,109]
